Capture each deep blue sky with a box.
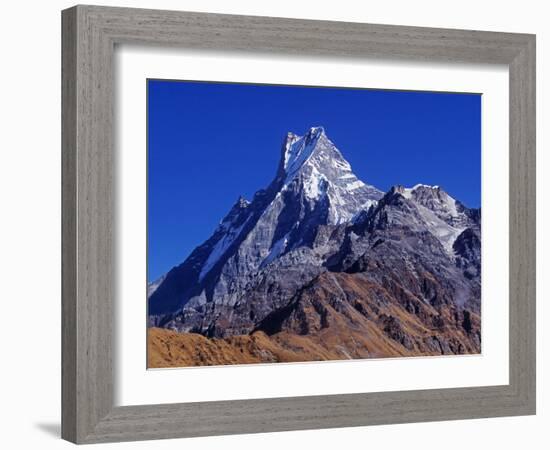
[148,79,481,281]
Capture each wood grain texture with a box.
[61,4,536,444]
[61,7,77,443]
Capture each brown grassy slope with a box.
[149,328,306,367]
[148,272,480,368]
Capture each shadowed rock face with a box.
[147,127,481,365]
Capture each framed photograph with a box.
[62,5,536,444]
[146,81,484,368]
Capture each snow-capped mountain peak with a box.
[149,127,385,317]
[276,127,383,223]
[381,184,479,254]
[281,126,327,176]
[397,184,469,225]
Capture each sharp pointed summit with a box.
[280,126,327,176]
[275,126,383,224]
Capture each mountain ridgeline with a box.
[147,127,481,367]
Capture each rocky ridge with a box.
[148,127,481,366]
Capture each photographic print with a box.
[147,80,481,368]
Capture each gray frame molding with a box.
[62,5,536,444]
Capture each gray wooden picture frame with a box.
[61,4,536,444]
